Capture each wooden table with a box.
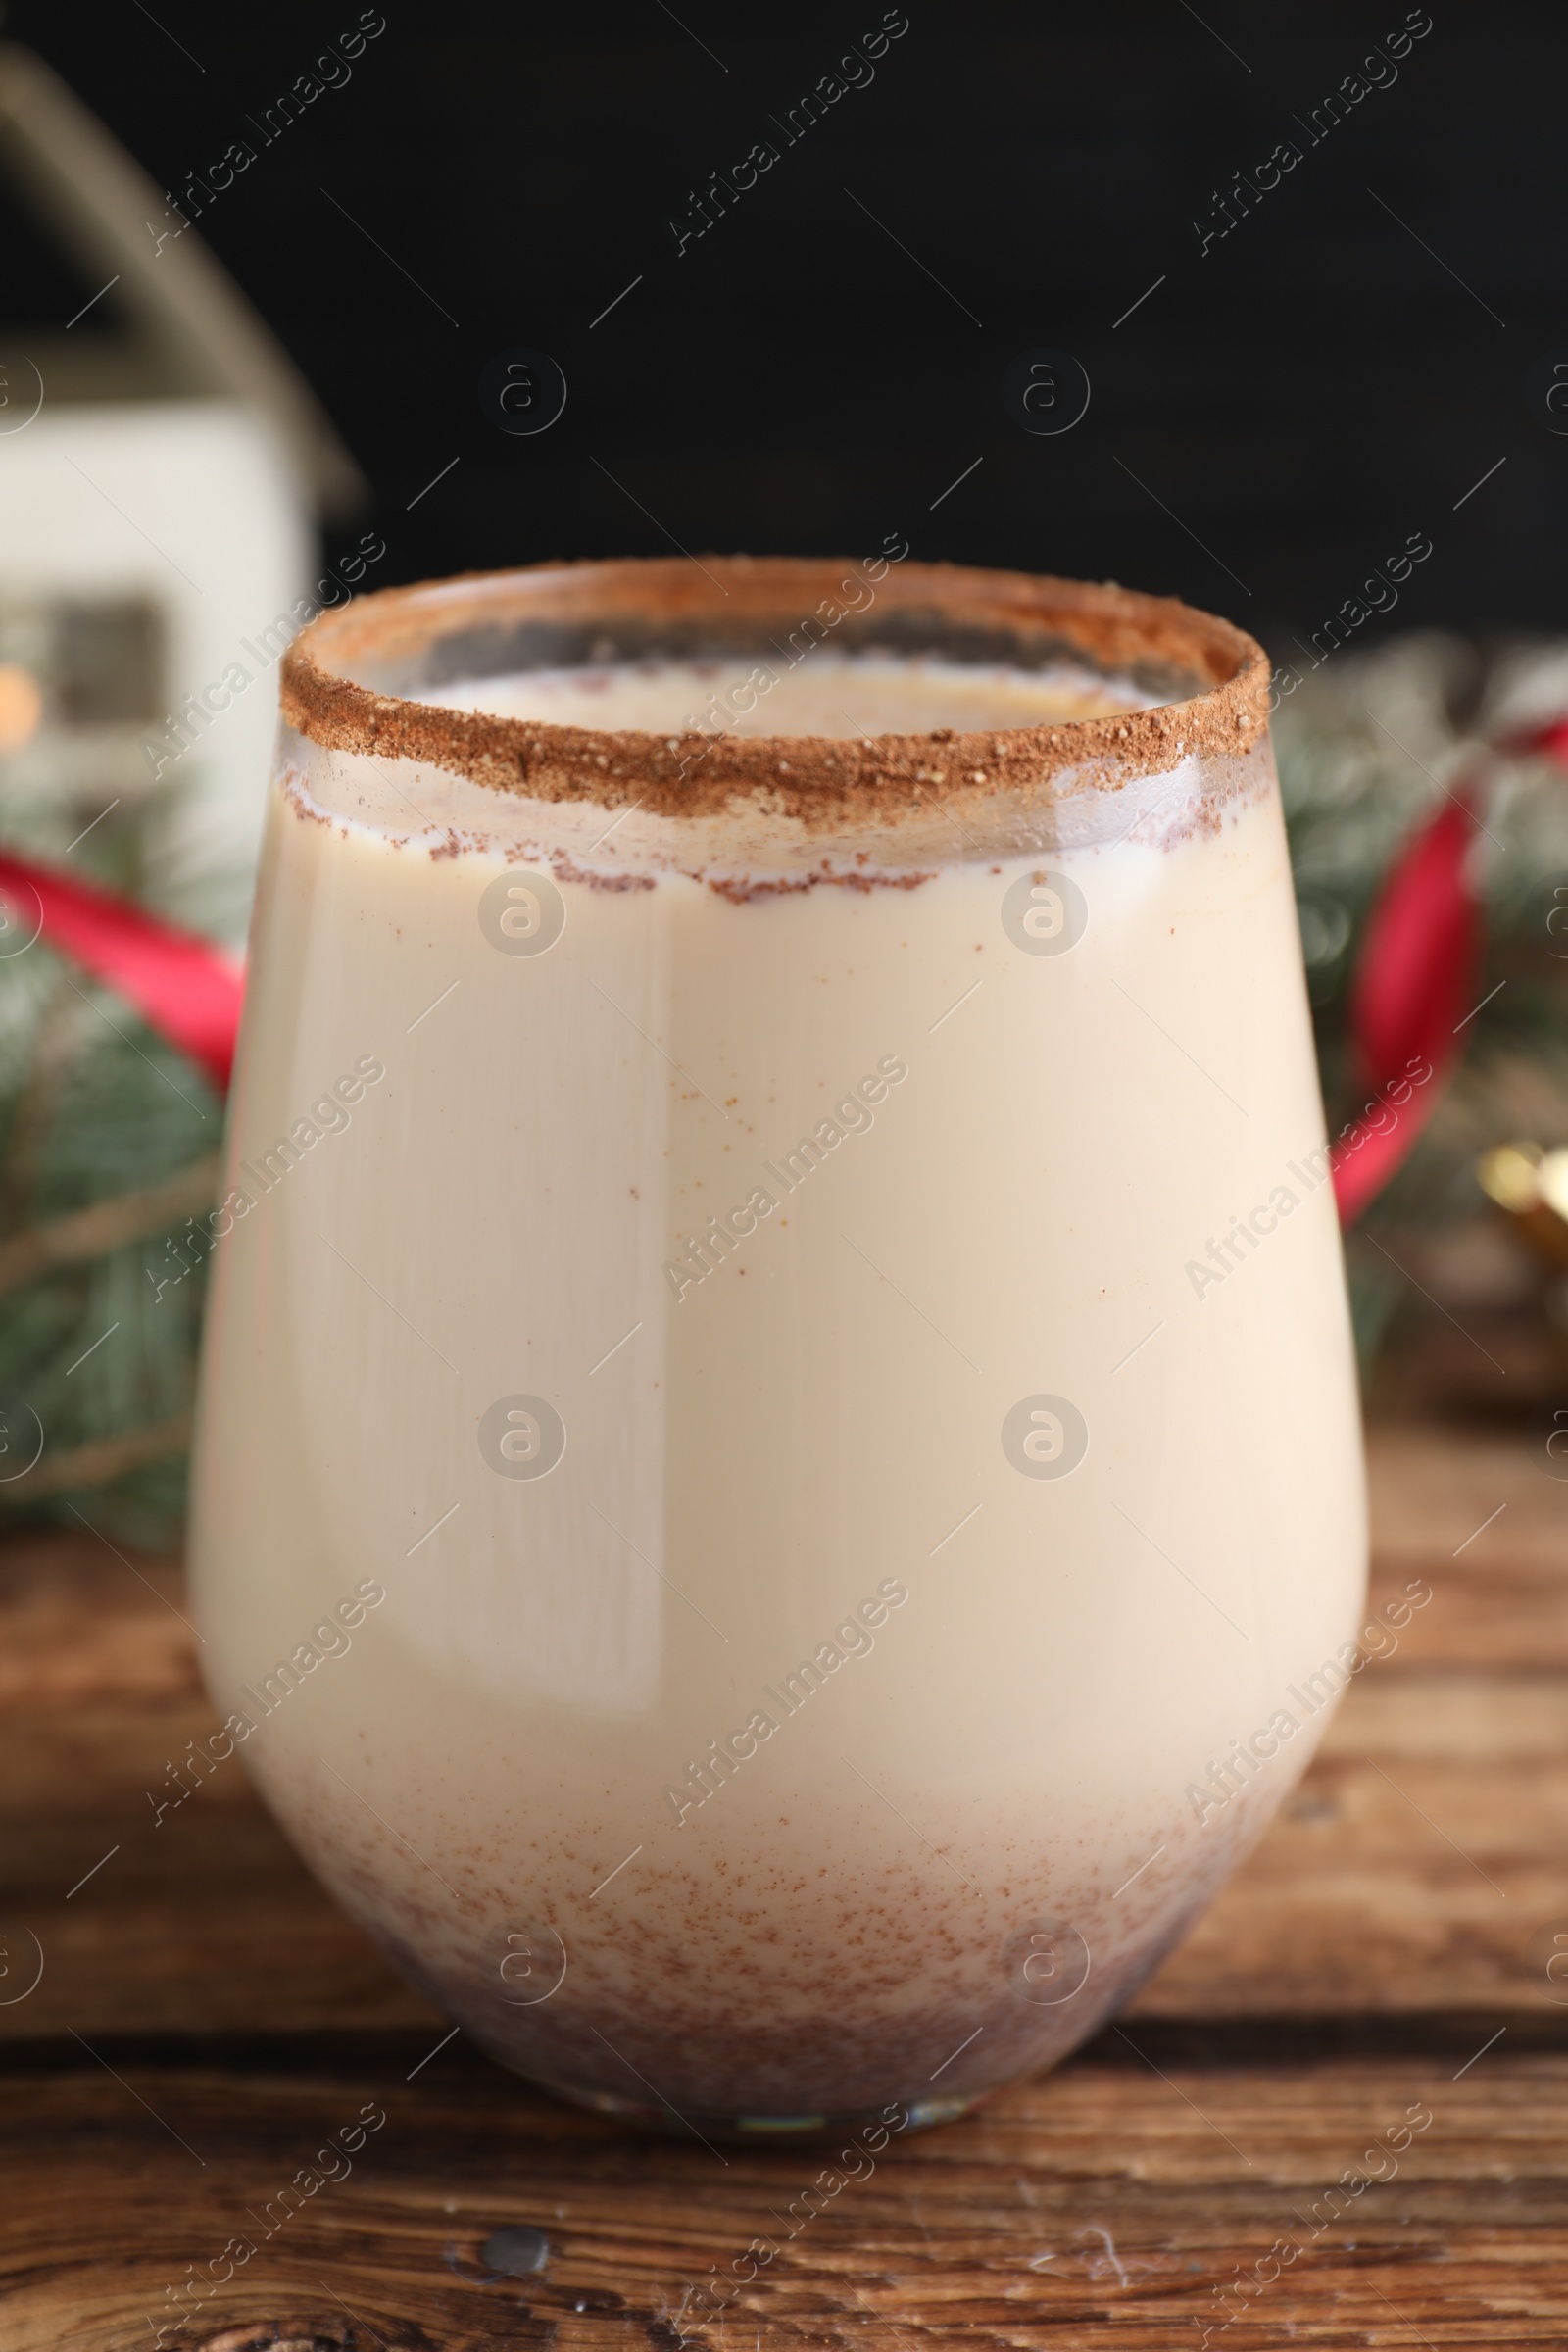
[4,1419,1566,2349]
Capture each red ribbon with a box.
[0,852,243,1095]
[1332,715,1568,1223]
[1330,795,1480,1224]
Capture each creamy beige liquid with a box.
[421,650,1150,735]
[190,653,1366,2126]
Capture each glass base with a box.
[534,2076,990,2144]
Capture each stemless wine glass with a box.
[189,557,1365,2139]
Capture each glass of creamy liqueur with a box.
[190,555,1365,2139]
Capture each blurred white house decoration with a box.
[0,41,370,1544]
[0,39,367,940]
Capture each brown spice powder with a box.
[280,556,1270,837]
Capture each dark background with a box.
[8,0,1565,661]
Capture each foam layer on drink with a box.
[190,650,1365,2127]
[423,651,1154,738]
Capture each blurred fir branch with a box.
[1275,632,1568,1369]
[0,762,238,1548]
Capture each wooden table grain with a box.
[3,1421,1566,2350]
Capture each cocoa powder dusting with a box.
[708,866,935,904]
[280,556,1270,835]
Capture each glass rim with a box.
[280,556,1270,835]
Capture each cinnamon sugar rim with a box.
[280,556,1271,830]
